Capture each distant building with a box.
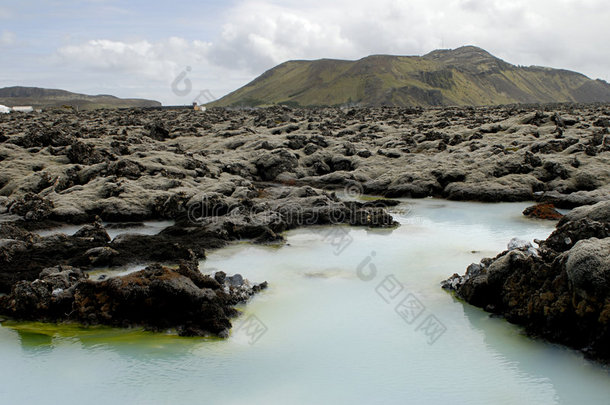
[0,104,10,114]
[192,102,206,112]
[12,106,34,113]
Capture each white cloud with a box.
[207,2,357,72]
[54,37,244,104]
[57,38,185,81]
[31,0,610,104]
[205,0,610,81]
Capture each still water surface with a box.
[1,199,608,404]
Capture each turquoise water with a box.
[1,199,609,404]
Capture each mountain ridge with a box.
[212,46,610,107]
[0,86,161,109]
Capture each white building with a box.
[192,102,207,112]
[12,106,34,113]
[0,104,10,114]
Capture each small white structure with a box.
[192,102,207,112]
[12,106,34,113]
[0,104,10,114]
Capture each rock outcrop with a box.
[442,201,610,361]
[522,203,563,220]
[0,105,608,224]
[0,262,267,337]
[0,187,397,293]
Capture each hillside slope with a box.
[0,87,161,109]
[213,46,610,107]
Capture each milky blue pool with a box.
[1,199,608,404]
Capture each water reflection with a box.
[14,328,54,354]
[458,298,610,404]
[1,321,221,360]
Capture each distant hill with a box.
[212,46,610,107]
[0,86,161,110]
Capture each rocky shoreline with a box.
[0,188,397,335]
[0,104,608,340]
[0,262,268,337]
[443,201,610,362]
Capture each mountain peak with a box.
[423,46,503,65]
[425,45,493,58]
[212,46,610,108]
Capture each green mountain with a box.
[0,86,161,110]
[212,46,610,107]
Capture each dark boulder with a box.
[328,156,354,172]
[539,161,570,181]
[147,124,170,141]
[255,149,298,181]
[432,169,466,188]
[0,262,267,337]
[0,227,107,292]
[0,265,86,320]
[522,203,563,220]
[108,233,201,265]
[8,193,54,221]
[593,118,610,128]
[73,220,111,243]
[10,129,74,148]
[303,144,320,155]
[67,141,104,165]
[108,159,143,179]
[285,134,307,149]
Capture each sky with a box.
[1,0,609,105]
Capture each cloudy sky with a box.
[1,0,609,105]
